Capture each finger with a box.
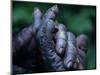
[76,34,88,52]
[32,7,42,33]
[23,8,42,70]
[64,32,77,69]
[38,5,58,33]
[76,34,88,63]
[75,34,88,69]
[13,26,34,56]
[55,24,67,57]
[43,5,58,21]
[37,19,66,71]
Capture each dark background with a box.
[12,1,96,70]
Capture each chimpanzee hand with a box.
[13,5,88,73]
[36,5,88,71]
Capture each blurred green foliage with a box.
[12,1,96,70]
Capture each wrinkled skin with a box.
[12,5,88,74]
